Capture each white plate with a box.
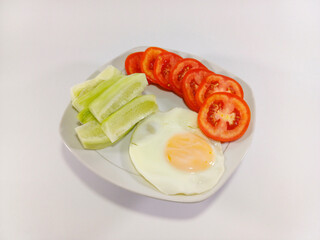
[60,46,255,203]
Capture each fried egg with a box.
[129,108,225,195]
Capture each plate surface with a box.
[60,46,255,203]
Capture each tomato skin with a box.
[198,92,250,142]
[181,69,214,112]
[153,52,182,90]
[125,52,143,75]
[195,74,244,107]
[140,47,167,84]
[169,58,207,97]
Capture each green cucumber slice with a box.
[71,78,103,101]
[94,65,122,81]
[89,73,148,123]
[77,108,97,124]
[72,70,123,112]
[101,95,158,143]
[71,65,122,102]
[75,121,112,149]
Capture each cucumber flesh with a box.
[71,78,103,101]
[75,121,112,149]
[101,95,158,143]
[95,65,122,81]
[77,108,97,124]
[70,65,122,102]
[89,73,148,123]
[72,72,122,112]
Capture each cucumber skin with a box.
[101,95,158,143]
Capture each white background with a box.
[1,0,320,239]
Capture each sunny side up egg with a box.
[129,108,225,195]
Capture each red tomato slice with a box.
[181,69,214,112]
[169,58,207,97]
[125,52,143,75]
[153,52,182,90]
[195,74,244,106]
[140,47,167,84]
[198,92,250,142]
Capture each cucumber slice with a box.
[75,121,112,149]
[77,108,97,124]
[89,73,148,123]
[101,95,158,143]
[70,65,122,101]
[71,78,103,101]
[72,71,123,112]
[95,65,122,81]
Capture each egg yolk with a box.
[166,133,214,172]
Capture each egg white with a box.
[129,108,225,195]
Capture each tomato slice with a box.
[181,69,214,112]
[140,47,167,84]
[195,74,244,107]
[198,92,250,142]
[169,58,207,97]
[125,52,143,75]
[153,52,182,90]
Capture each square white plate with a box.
[60,46,255,203]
